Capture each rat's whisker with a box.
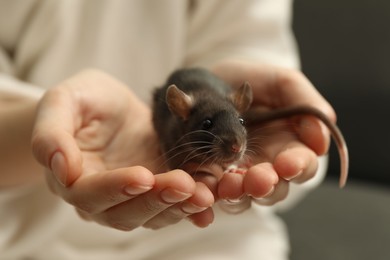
[167,144,210,161]
[193,151,220,175]
[178,146,215,169]
[244,147,260,157]
[181,144,214,163]
[158,142,212,170]
[163,140,212,156]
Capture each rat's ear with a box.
[231,82,253,113]
[166,84,194,120]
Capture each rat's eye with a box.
[202,119,213,130]
[239,118,245,126]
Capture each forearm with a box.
[0,98,44,187]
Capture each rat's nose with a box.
[231,144,242,153]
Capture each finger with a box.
[184,164,223,199]
[187,207,215,228]
[53,167,155,215]
[144,182,214,229]
[95,170,196,231]
[218,171,245,200]
[273,142,319,183]
[243,163,279,198]
[252,179,289,206]
[247,121,297,165]
[295,115,331,156]
[240,154,295,207]
[192,172,219,198]
[218,163,281,213]
[32,88,83,186]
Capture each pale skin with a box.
[0,60,335,230]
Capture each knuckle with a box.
[66,196,97,214]
[104,189,125,204]
[142,198,166,214]
[163,207,186,220]
[143,210,184,230]
[101,214,138,232]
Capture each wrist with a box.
[0,98,44,186]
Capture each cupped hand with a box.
[32,69,214,230]
[211,60,336,211]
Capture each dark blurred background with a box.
[292,0,390,187]
[279,1,390,259]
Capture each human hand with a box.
[210,60,336,211]
[31,69,214,230]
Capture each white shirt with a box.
[0,1,325,259]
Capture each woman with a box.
[0,1,333,259]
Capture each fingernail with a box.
[224,194,246,204]
[219,196,251,214]
[124,184,153,196]
[160,188,192,204]
[284,170,303,181]
[181,202,208,214]
[51,151,67,186]
[263,185,275,197]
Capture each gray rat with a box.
[153,68,251,172]
[152,68,349,187]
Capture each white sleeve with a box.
[0,74,44,100]
[185,0,300,69]
[0,1,45,101]
[0,48,44,101]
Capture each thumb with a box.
[31,89,82,186]
[32,128,82,187]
